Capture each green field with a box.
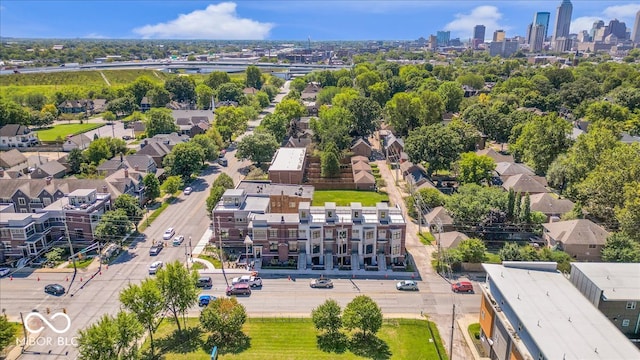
[0,69,168,87]
[312,190,390,206]
[150,318,447,360]
[35,123,104,142]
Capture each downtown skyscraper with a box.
[552,0,573,51]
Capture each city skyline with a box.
[0,1,639,41]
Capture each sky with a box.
[1,1,639,41]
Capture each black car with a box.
[197,276,212,288]
[44,284,65,295]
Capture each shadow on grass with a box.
[204,332,251,355]
[317,332,348,354]
[348,332,392,360]
[156,326,204,354]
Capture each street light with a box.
[244,235,253,271]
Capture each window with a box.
[392,243,401,256]
[18,198,26,205]
[288,229,297,238]
[626,301,637,310]
[10,229,26,240]
[289,202,296,208]
[378,230,386,239]
[325,229,333,239]
[354,211,359,218]
[380,211,386,219]
[327,211,333,218]
[622,319,630,327]
[43,197,51,206]
[365,244,374,254]
[301,211,307,218]
[392,230,402,240]
[311,230,321,240]
[352,229,360,238]
[269,229,278,238]
[253,230,267,240]
[365,230,374,240]
[298,230,306,239]
[288,241,298,252]
[75,229,85,239]
[20,209,28,213]
[337,230,347,240]
[312,244,321,254]
[269,242,278,251]
[338,243,347,254]
[220,229,229,239]
[588,244,597,249]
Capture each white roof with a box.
[571,263,640,301]
[483,262,640,360]
[269,148,306,171]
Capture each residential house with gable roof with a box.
[62,134,91,152]
[542,219,610,261]
[0,124,39,149]
[0,149,28,172]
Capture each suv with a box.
[172,235,185,246]
[149,242,163,256]
[218,158,228,167]
[148,261,163,275]
[199,295,215,307]
[197,276,213,288]
[226,283,251,296]
[162,228,175,240]
[232,275,262,288]
[452,281,474,293]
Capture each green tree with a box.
[437,81,464,113]
[84,138,113,165]
[44,247,64,264]
[311,299,342,334]
[147,86,171,108]
[205,71,231,90]
[255,91,270,108]
[509,114,572,174]
[316,86,341,106]
[310,106,353,151]
[321,143,341,178]
[77,311,143,360]
[520,193,531,223]
[235,132,279,166]
[67,148,85,174]
[102,110,116,121]
[345,96,382,137]
[94,209,131,243]
[165,76,196,103]
[216,82,244,103]
[119,279,165,357]
[342,295,383,337]
[368,81,391,107]
[601,233,640,263]
[0,314,16,352]
[163,142,205,178]
[258,112,289,141]
[355,71,382,96]
[405,124,462,175]
[161,175,182,196]
[416,188,446,209]
[145,108,178,138]
[499,242,525,261]
[457,73,485,90]
[507,188,516,221]
[274,98,306,121]
[245,65,263,89]
[455,152,496,185]
[143,173,161,202]
[114,194,142,222]
[214,105,248,142]
[290,78,307,92]
[0,98,30,126]
[445,184,508,225]
[127,76,156,104]
[156,261,199,332]
[105,95,138,117]
[196,84,215,110]
[447,118,481,152]
[456,238,486,263]
[200,297,247,349]
[384,92,424,136]
[206,186,226,218]
[616,182,640,241]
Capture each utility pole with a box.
[184,239,190,271]
[449,304,455,360]
[217,217,229,287]
[63,212,77,276]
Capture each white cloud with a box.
[444,6,508,40]
[603,4,640,20]
[84,33,108,39]
[570,16,601,34]
[133,2,274,40]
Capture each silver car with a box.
[149,261,163,275]
[396,280,419,291]
[310,278,334,288]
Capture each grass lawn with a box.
[149,318,446,360]
[312,190,389,206]
[197,254,222,269]
[66,257,95,269]
[418,232,435,245]
[484,252,502,264]
[138,201,169,232]
[36,123,104,142]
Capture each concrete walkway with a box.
[457,314,489,360]
[191,257,215,270]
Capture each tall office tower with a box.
[526,23,533,44]
[590,20,605,41]
[605,19,627,40]
[533,12,551,40]
[552,0,573,51]
[530,24,546,52]
[633,11,640,43]
[493,29,506,42]
[436,31,451,46]
[473,25,486,49]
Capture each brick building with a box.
[268,148,306,184]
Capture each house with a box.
[140,97,151,112]
[97,154,157,177]
[494,162,535,177]
[301,83,321,101]
[435,231,468,249]
[92,99,107,113]
[423,206,455,232]
[569,263,640,338]
[350,138,372,158]
[129,121,146,136]
[351,161,372,174]
[529,193,574,219]
[542,219,610,261]
[479,262,640,360]
[58,99,105,114]
[0,124,39,149]
[269,148,307,184]
[285,136,313,149]
[353,171,375,190]
[30,160,66,179]
[0,149,28,171]
[501,173,548,194]
[235,181,314,213]
[620,132,640,144]
[384,134,404,162]
[476,148,514,163]
[62,134,91,152]
[243,87,258,95]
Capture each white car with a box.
[162,228,175,240]
[231,275,263,287]
[172,235,185,246]
[184,187,193,195]
[148,261,163,275]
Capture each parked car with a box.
[148,261,163,275]
[396,280,419,291]
[226,283,251,296]
[0,268,11,277]
[162,228,175,240]
[310,278,334,288]
[218,158,228,167]
[197,276,213,288]
[44,284,65,295]
[199,295,216,307]
[149,243,163,256]
[183,187,193,195]
[232,275,262,287]
[122,135,132,140]
[452,281,474,293]
[172,235,185,246]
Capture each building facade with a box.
[633,11,640,43]
[0,125,39,149]
[552,0,573,51]
[268,148,307,185]
[533,12,551,40]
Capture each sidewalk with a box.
[457,314,488,360]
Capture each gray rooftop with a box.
[68,189,96,197]
[242,196,270,213]
[236,181,314,198]
[269,148,306,171]
[571,263,640,301]
[483,262,640,360]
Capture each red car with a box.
[452,281,474,293]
